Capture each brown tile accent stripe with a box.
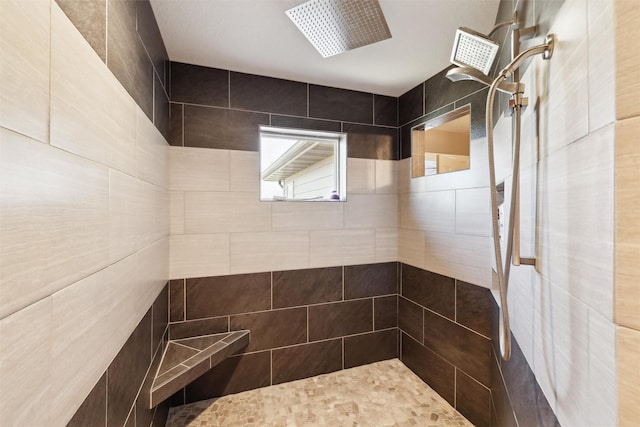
[169,62,399,159]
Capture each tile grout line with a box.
[234,327,398,356]
[306,306,310,343]
[181,101,185,146]
[454,368,457,408]
[104,370,108,427]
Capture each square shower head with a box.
[286,0,392,58]
[450,27,500,75]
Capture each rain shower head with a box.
[286,0,391,58]
[446,66,522,94]
[450,27,500,75]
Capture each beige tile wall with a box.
[0,0,51,143]
[0,3,170,425]
[615,1,640,424]
[169,151,398,279]
[397,153,493,289]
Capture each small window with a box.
[259,126,347,201]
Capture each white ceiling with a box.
[150,0,501,97]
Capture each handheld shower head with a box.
[450,27,500,75]
[446,66,522,94]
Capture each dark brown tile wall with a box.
[169,279,184,322]
[136,0,168,87]
[169,62,399,160]
[374,94,398,127]
[398,263,492,424]
[69,283,170,427]
[272,266,342,308]
[183,104,270,151]
[344,262,398,299]
[230,308,307,352]
[55,0,170,140]
[373,295,397,330]
[344,329,397,369]
[230,72,307,116]
[272,339,342,385]
[457,280,492,338]
[423,309,491,386]
[398,263,559,427]
[401,264,455,319]
[399,83,424,126]
[107,308,152,427]
[308,85,374,124]
[457,369,493,427]
[170,62,229,106]
[398,296,423,342]
[183,351,271,404]
[169,103,183,147]
[308,299,373,341]
[343,123,399,160]
[401,332,456,406]
[185,273,271,319]
[169,316,229,340]
[67,373,106,427]
[169,263,399,403]
[270,115,342,133]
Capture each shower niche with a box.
[410,105,471,177]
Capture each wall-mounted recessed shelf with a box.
[150,330,250,408]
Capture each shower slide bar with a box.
[447,20,554,361]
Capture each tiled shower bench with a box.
[150,330,250,407]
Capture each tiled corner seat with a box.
[150,331,250,407]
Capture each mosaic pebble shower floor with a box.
[166,359,473,427]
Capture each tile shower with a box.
[1,1,638,427]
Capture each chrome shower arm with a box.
[497,34,555,79]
